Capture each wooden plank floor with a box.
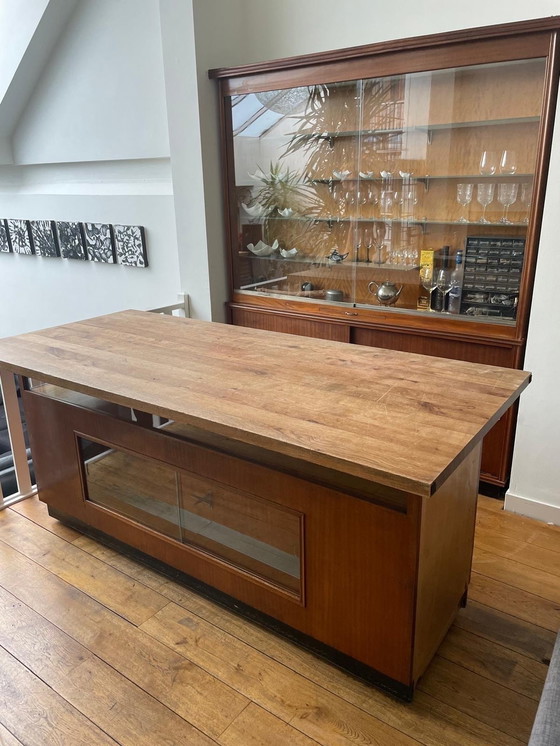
[0,495,558,746]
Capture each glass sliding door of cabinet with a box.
[230,81,361,307]
[229,57,546,325]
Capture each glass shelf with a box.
[239,253,420,271]
[294,116,540,141]
[309,173,533,184]
[242,215,528,227]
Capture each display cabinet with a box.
[210,18,560,491]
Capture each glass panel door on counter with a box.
[229,57,546,325]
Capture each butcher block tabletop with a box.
[0,310,530,496]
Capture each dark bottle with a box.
[431,245,450,312]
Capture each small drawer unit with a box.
[461,236,526,319]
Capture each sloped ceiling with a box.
[0,0,78,163]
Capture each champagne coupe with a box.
[479,151,498,176]
[477,182,495,223]
[420,266,437,310]
[499,150,517,175]
[456,183,473,222]
[436,268,453,313]
[521,183,533,224]
[497,183,519,224]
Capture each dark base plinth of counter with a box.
[24,385,482,701]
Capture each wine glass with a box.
[479,151,498,176]
[420,266,437,310]
[330,181,342,218]
[436,268,453,312]
[521,183,533,224]
[497,183,519,224]
[499,150,517,175]
[372,222,386,264]
[380,189,395,218]
[477,183,495,223]
[344,185,356,216]
[399,183,418,220]
[360,225,372,264]
[456,183,473,222]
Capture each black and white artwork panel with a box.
[29,220,59,258]
[56,221,85,260]
[0,220,12,253]
[83,223,115,263]
[113,224,148,268]
[7,219,33,255]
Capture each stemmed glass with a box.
[477,183,495,223]
[497,183,519,224]
[380,189,395,218]
[399,182,418,220]
[436,268,453,312]
[480,151,498,176]
[420,266,437,310]
[330,181,342,219]
[456,183,473,222]
[499,150,517,175]
[372,222,386,264]
[521,183,533,224]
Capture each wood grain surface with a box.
[0,310,529,496]
[2,493,558,745]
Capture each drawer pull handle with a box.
[345,312,358,316]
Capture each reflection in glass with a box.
[179,472,301,594]
[79,438,182,541]
[79,436,302,595]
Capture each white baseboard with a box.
[504,491,560,526]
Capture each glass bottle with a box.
[447,250,464,314]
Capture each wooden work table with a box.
[0,310,530,699]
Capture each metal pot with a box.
[367,280,403,306]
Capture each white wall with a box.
[13,0,170,164]
[0,162,179,338]
[2,0,181,339]
[158,0,249,322]
[191,0,560,521]
[0,0,49,102]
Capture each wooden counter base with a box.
[0,311,529,701]
[47,506,417,701]
[23,385,481,700]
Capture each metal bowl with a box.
[325,289,344,301]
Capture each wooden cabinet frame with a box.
[210,18,560,491]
